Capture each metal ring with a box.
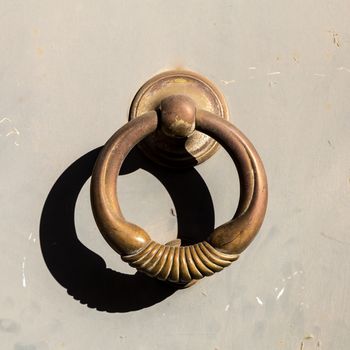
[90,110,268,285]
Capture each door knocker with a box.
[90,70,268,287]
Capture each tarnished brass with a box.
[129,70,229,168]
[159,95,196,138]
[91,74,268,287]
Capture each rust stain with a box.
[36,47,44,56]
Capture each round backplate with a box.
[129,70,229,168]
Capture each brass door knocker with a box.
[90,70,268,287]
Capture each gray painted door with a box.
[1,1,350,349]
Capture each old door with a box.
[1,1,350,349]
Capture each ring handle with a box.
[91,95,267,285]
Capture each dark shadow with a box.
[40,147,214,313]
[120,147,215,245]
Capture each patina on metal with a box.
[91,87,268,287]
[159,95,196,138]
[129,70,229,168]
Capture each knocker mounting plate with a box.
[129,70,229,168]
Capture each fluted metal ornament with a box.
[123,241,239,283]
[90,71,268,287]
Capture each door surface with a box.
[1,1,350,349]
